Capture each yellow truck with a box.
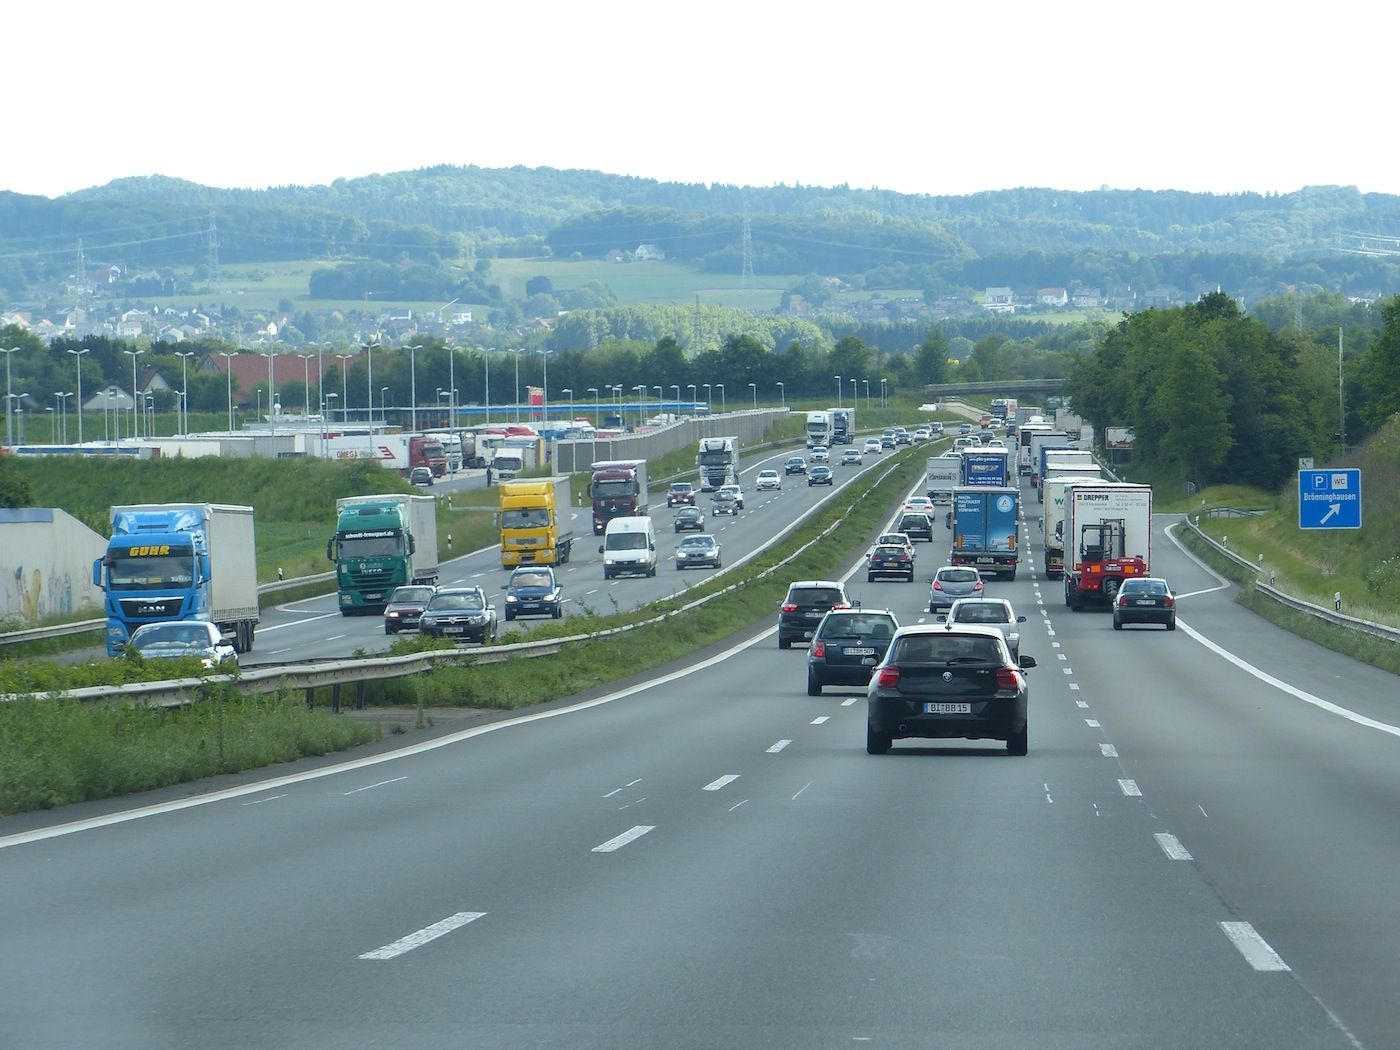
[499,476,575,568]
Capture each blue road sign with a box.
[1298,469,1362,530]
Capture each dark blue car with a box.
[503,566,563,621]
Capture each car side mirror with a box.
[500,584,508,590]
[1019,655,1038,669]
[1017,615,1027,623]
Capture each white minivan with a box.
[600,516,657,579]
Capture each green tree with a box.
[1356,296,1400,433]
[1148,341,1232,482]
[912,330,950,387]
[0,458,31,508]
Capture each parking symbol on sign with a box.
[1312,474,1327,489]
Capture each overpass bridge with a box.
[924,378,1067,398]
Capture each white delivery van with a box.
[600,515,657,579]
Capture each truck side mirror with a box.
[199,553,211,585]
[408,536,416,555]
[598,545,605,554]
[326,539,335,562]
[92,558,104,590]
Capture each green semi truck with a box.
[327,494,439,614]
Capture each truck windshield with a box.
[107,548,195,590]
[502,508,550,529]
[592,480,636,498]
[336,533,404,559]
[494,456,523,470]
[697,452,732,466]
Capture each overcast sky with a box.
[7,0,1394,200]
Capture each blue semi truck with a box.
[93,503,260,656]
[950,485,1020,581]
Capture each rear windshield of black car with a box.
[1122,580,1168,595]
[790,587,842,605]
[818,615,896,639]
[893,634,1002,664]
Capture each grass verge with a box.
[1176,526,1400,677]
[0,685,377,816]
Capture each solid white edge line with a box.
[1154,832,1193,860]
[1219,921,1291,972]
[592,825,655,853]
[359,911,486,960]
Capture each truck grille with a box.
[118,596,184,619]
[507,536,545,547]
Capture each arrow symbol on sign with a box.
[1320,503,1341,525]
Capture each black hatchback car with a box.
[807,609,899,695]
[807,465,834,486]
[784,456,807,475]
[867,544,914,582]
[777,580,854,649]
[674,506,705,532]
[1112,577,1176,630]
[897,511,934,543]
[866,624,1037,755]
[503,566,563,621]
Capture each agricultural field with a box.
[486,257,789,310]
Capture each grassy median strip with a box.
[0,684,377,817]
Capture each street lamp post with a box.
[703,384,711,413]
[634,384,646,429]
[445,344,456,429]
[850,377,857,407]
[777,381,785,408]
[298,354,315,416]
[748,381,757,409]
[145,395,155,436]
[54,392,71,443]
[717,383,725,415]
[217,352,237,432]
[835,374,842,408]
[483,347,495,426]
[687,383,697,414]
[670,384,680,411]
[258,348,278,436]
[67,347,90,444]
[325,392,338,426]
[863,379,870,411]
[381,387,389,428]
[13,394,27,443]
[362,339,377,457]
[881,378,888,410]
[1,346,19,447]
[123,348,145,440]
[334,354,354,424]
[404,343,422,433]
[514,353,521,423]
[175,351,195,434]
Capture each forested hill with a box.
[4,168,1400,291]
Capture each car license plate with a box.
[844,647,875,656]
[975,556,996,564]
[924,702,971,714]
[444,626,465,635]
[364,592,384,601]
[1134,599,1155,605]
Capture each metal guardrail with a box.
[8,450,921,706]
[1181,515,1400,643]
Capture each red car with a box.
[667,482,697,507]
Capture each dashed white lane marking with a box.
[1199,804,1210,818]
[1062,667,1073,675]
[359,912,486,960]
[1076,700,1089,708]
[1057,653,1068,661]
[241,794,287,806]
[1085,719,1101,728]
[265,648,291,655]
[325,634,346,642]
[258,612,339,632]
[811,716,830,725]
[1068,683,1080,691]
[1100,743,1118,757]
[729,800,748,812]
[1051,641,1061,648]
[470,572,485,579]
[1155,832,1193,860]
[703,775,741,792]
[1219,922,1291,971]
[841,697,859,707]
[626,779,642,787]
[592,825,655,853]
[343,777,408,796]
[1119,779,1142,797]
[767,740,792,753]
[584,589,598,596]
[602,788,622,798]
[792,782,812,801]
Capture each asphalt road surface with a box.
[2,464,1396,1048]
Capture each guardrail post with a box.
[354,680,367,710]
[305,686,315,710]
[330,683,341,713]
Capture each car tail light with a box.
[1117,594,1128,607]
[781,603,798,613]
[931,580,942,591]
[1164,595,1175,607]
[973,579,984,591]
[876,667,901,688]
[996,667,1023,690]
[812,640,826,658]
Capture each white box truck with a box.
[1062,483,1153,609]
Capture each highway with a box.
[244,444,893,665]
[2,460,1398,1048]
